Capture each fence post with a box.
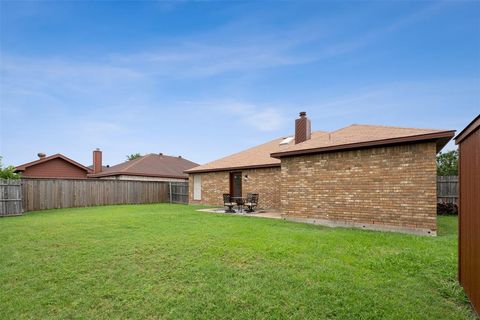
[169,182,172,203]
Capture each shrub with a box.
[0,156,21,179]
[437,202,458,215]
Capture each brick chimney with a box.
[93,148,102,174]
[295,111,311,144]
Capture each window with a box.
[193,175,201,200]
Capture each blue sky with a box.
[1,1,479,167]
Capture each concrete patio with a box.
[196,207,283,220]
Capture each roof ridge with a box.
[150,153,185,159]
[120,154,152,172]
[271,129,455,158]
[188,130,330,172]
[287,130,339,148]
[15,153,92,173]
[328,124,356,134]
[160,154,180,159]
[348,123,450,131]
[16,153,62,169]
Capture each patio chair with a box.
[223,194,235,213]
[245,193,259,213]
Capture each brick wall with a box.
[280,142,437,235]
[189,167,281,209]
[189,171,229,207]
[243,167,281,209]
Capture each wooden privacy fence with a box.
[18,178,188,212]
[0,179,23,216]
[170,182,189,204]
[437,176,458,204]
[22,179,169,211]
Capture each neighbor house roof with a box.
[87,165,111,171]
[185,131,327,173]
[271,124,455,158]
[186,124,455,174]
[15,154,93,173]
[88,153,199,179]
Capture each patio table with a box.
[230,197,245,213]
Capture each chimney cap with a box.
[299,111,307,117]
[37,152,46,158]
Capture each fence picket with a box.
[6,178,189,213]
[0,179,23,216]
[437,176,458,204]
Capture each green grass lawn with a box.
[0,204,475,319]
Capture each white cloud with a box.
[180,100,288,132]
[302,79,479,134]
[82,121,125,136]
[112,2,449,78]
[0,1,469,166]
[110,39,315,78]
[220,102,287,132]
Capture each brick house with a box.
[16,150,198,182]
[186,112,455,235]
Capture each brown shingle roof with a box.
[271,124,455,158]
[15,154,93,173]
[89,154,198,179]
[185,131,327,173]
[87,165,110,171]
[186,124,455,174]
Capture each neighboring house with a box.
[88,153,198,182]
[186,112,455,236]
[14,153,93,179]
[16,149,198,182]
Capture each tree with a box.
[436,150,458,176]
[0,156,21,179]
[126,153,142,161]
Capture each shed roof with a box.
[455,114,480,144]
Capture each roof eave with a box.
[185,163,281,174]
[20,176,88,180]
[271,131,456,158]
[455,114,480,144]
[15,154,93,173]
[87,171,188,179]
